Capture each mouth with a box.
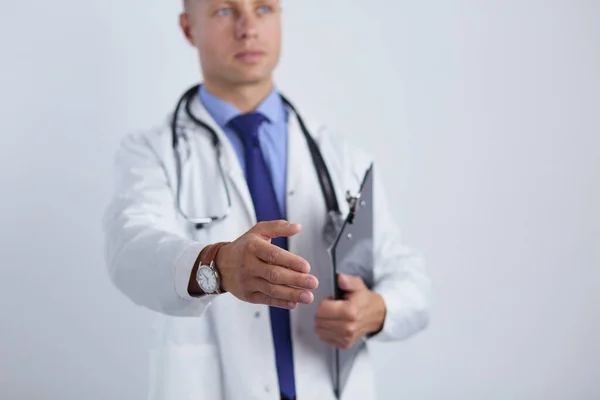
[234,50,266,63]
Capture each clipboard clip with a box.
[345,190,362,224]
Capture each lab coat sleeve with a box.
[368,169,431,342]
[102,132,216,317]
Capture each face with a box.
[181,0,282,88]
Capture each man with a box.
[103,0,430,399]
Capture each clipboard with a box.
[328,163,374,399]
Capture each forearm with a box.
[103,209,214,317]
[104,133,218,317]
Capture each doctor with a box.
[103,0,430,399]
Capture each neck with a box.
[203,78,274,113]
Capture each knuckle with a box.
[274,219,288,232]
[267,283,276,297]
[268,268,279,283]
[245,238,257,254]
[343,324,354,337]
[267,249,278,265]
[345,306,359,321]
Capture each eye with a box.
[256,5,273,15]
[216,7,233,16]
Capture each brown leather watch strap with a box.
[201,242,228,267]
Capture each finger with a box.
[251,220,302,240]
[255,278,314,305]
[250,240,311,274]
[319,331,356,349]
[314,318,344,334]
[316,299,359,322]
[315,298,339,319]
[247,291,298,310]
[337,273,366,292]
[315,319,358,341]
[315,328,348,349]
[259,263,318,290]
[315,298,346,319]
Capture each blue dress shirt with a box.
[198,85,289,217]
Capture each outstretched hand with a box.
[215,220,319,309]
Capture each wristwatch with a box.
[196,242,228,295]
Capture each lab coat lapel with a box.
[285,109,330,265]
[285,109,310,228]
[186,96,257,226]
[285,110,339,399]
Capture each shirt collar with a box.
[198,84,286,129]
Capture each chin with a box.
[232,69,273,86]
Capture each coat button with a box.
[255,311,261,318]
[264,385,270,393]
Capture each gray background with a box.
[1,0,599,399]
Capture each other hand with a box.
[315,273,385,349]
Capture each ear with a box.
[179,12,196,47]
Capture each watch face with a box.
[197,266,218,293]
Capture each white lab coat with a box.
[103,93,430,400]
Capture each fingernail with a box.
[306,277,314,288]
[296,262,310,273]
[300,292,311,304]
[288,302,297,308]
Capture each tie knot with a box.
[228,112,267,148]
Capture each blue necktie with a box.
[228,112,296,400]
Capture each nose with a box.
[236,9,258,40]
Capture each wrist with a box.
[188,245,212,297]
[213,243,230,293]
[365,292,386,336]
[187,243,229,296]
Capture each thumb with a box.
[252,220,302,240]
[337,273,366,292]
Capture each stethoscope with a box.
[171,84,342,231]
